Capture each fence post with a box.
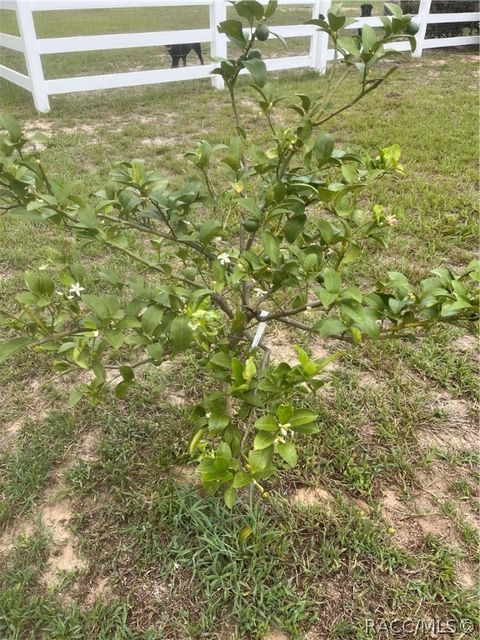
[310,0,332,74]
[210,0,227,89]
[15,0,49,112]
[412,0,432,58]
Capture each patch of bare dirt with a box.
[0,518,35,555]
[85,576,112,605]
[309,339,341,372]
[126,567,199,630]
[419,393,478,452]
[140,136,175,147]
[461,54,480,62]
[380,488,420,548]
[426,58,447,66]
[304,574,355,639]
[266,329,298,366]
[0,419,23,450]
[0,378,51,452]
[380,461,479,588]
[265,329,341,371]
[356,370,385,389]
[76,428,100,463]
[263,631,289,640]
[171,465,199,485]
[40,488,87,587]
[289,486,334,512]
[453,334,479,364]
[0,425,101,585]
[0,263,19,279]
[24,119,54,132]
[355,422,376,439]
[455,560,478,590]
[169,391,187,407]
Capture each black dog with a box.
[359,4,373,36]
[166,43,204,68]
[360,3,373,17]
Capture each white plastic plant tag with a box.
[251,310,269,350]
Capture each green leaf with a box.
[170,316,193,351]
[244,356,256,383]
[248,446,274,474]
[0,337,31,364]
[277,441,297,467]
[0,113,22,142]
[189,428,205,457]
[291,423,320,435]
[328,11,346,32]
[115,381,131,398]
[261,231,280,264]
[199,220,222,243]
[218,19,246,48]
[82,295,110,320]
[316,287,338,309]
[254,414,278,432]
[264,0,278,18]
[233,471,253,489]
[385,2,403,19]
[141,306,164,336]
[291,409,318,427]
[277,403,293,424]
[146,343,164,361]
[283,214,306,242]
[209,350,232,371]
[217,441,232,461]
[244,58,267,87]
[104,329,124,350]
[340,242,361,267]
[254,431,276,450]
[77,207,98,229]
[362,24,378,51]
[68,388,85,406]
[224,485,237,509]
[24,271,54,297]
[234,0,264,24]
[119,366,135,382]
[323,267,341,293]
[239,525,253,541]
[314,133,334,164]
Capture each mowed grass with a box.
[0,5,479,639]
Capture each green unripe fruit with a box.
[248,48,262,60]
[406,21,419,36]
[255,24,269,41]
[243,218,260,232]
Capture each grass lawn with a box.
[0,5,479,639]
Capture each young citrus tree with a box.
[0,1,478,507]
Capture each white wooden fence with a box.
[0,0,479,112]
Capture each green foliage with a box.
[0,1,478,507]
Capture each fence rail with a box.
[0,0,478,112]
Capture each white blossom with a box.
[217,252,231,266]
[68,282,85,298]
[253,287,268,297]
[385,215,398,226]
